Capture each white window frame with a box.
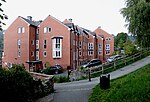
[31,40,34,45]
[36,51,39,60]
[36,40,39,49]
[18,50,21,57]
[98,44,102,50]
[44,40,46,49]
[98,51,102,55]
[44,27,51,33]
[43,63,46,69]
[88,43,94,50]
[88,51,94,56]
[106,44,110,50]
[43,51,47,57]
[106,50,110,55]
[17,39,21,57]
[79,41,82,49]
[18,27,25,33]
[79,51,82,56]
[52,38,62,58]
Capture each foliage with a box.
[46,61,51,69]
[89,64,150,102]
[114,32,128,48]
[0,0,8,31]
[123,39,138,55]
[54,76,70,83]
[0,64,52,102]
[121,0,150,48]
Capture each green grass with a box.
[89,64,150,102]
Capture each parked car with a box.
[81,58,102,68]
[42,65,64,75]
[107,55,122,63]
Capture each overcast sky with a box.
[3,0,127,35]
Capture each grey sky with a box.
[3,0,127,35]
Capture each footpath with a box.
[38,55,150,102]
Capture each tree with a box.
[0,0,8,31]
[121,0,150,48]
[123,40,137,55]
[114,32,128,48]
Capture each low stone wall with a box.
[30,72,54,93]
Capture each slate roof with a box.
[21,17,42,26]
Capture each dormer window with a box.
[44,27,51,33]
[18,27,25,33]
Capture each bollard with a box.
[100,74,110,90]
[88,68,91,82]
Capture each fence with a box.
[70,48,150,81]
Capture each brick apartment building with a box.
[2,15,114,71]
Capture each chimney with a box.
[27,16,32,21]
[68,18,72,22]
[98,26,101,28]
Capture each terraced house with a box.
[2,15,114,71]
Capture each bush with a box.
[0,64,52,102]
[0,65,35,102]
[54,76,70,83]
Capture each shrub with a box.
[0,64,52,102]
[54,76,70,83]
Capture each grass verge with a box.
[89,64,150,102]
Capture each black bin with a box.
[100,74,110,90]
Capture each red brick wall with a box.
[94,27,114,61]
[39,15,71,69]
[2,17,36,71]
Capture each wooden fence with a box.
[75,48,150,80]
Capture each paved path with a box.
[51,55,150,102]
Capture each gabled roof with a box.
[20,16,42,27]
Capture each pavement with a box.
[38,55,150,102]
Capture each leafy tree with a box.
[121,0,150,48]
[115,32,128,48]
[123,40,137,55]
[0,0,8,31]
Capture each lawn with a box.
[89,64,150,102]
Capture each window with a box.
[43,63,46,69]
[98,51,102,55]
[36,28,39,34]
[98,44,102,50]
[88,51,93,56]
[18,50,21,57]
[106,37,111,41]
[31,51,34,57]
[79,51,82,56]
[88,43,94,50]
[17,39,21,50]
[36,40,39,49]
[18,27,25,33]
[79,41,82,49]
[44,40,46,49]
[52,38,62,58]
[31,40,34,45]
[43,51,47,57]
[106,44,110,50]
[44,27,51,33]
[17,39,21,57]
[36,51,39,60]
[106,50,110,55]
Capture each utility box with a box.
[100,74,110,90]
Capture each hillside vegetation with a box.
[89,64,150,102]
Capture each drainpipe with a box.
[102,38,105,61]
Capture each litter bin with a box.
[100,74,110,90]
